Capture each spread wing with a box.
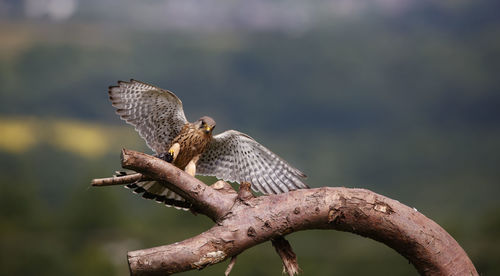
[197,130,308,194]
[108,79,188,154]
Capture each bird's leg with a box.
[184,154,200,177]
[163,143,180,163]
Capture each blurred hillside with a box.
[0,0,499,275]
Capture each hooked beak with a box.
[205,125,212,133]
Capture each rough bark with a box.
[94,149,478,276]
[120,149,236,221]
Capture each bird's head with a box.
[197,116,216,135]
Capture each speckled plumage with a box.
[109,80,187,154]
[109,80,308,209]
[170,122,212,169]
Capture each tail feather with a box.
[125,183,138,189]
[113,151,191,209]
[121,177,190,210]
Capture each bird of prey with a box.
[108,79,308,209]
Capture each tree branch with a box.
[91,172,148,187]
[101,149,478,275]
[120,149,236,221]
[271,236,300,276]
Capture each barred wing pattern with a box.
[108,79,188,154]
[197,130,308,194]
[109,80,189,209]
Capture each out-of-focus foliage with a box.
[0,0,499,275]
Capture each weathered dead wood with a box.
[271,236,300,276]
[95,149,478,276]
[91,172,148,187]
[224,255,237,276]
[120,149,236,221]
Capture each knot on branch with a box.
[211,180,237,195]
[237,181,254,201]
[192,251,227,270]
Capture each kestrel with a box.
[109,79,308,209]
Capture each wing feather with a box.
[108,79,188,154]
[110,80,190,210]
[197,130,308,194]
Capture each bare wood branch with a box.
[120,149,236,221]
[91,172,148,187]
[224,255,237,276]
[271,236,300,276]
[106,149,478,275]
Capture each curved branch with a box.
[120,149,236,221]
[114,149,478,275]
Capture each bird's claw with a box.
[158,152,174,163]
[166,151,174,163]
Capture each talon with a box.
[158,152,174,163]
[167,143,180,162]
[165,152,174,163]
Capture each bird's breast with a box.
[171,129,211,169]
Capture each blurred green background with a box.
[1,0,499,275]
